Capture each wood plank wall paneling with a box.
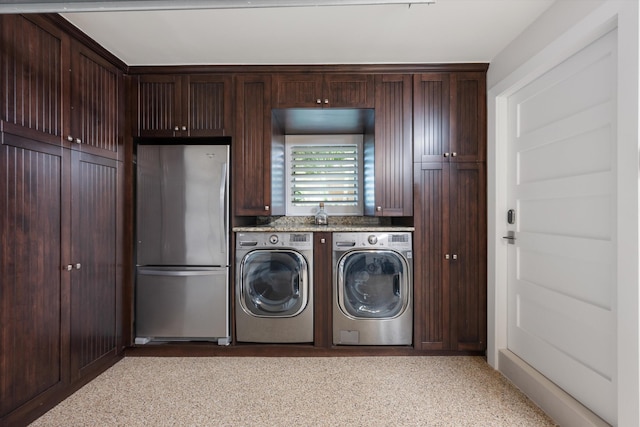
[0,15,62,137]
[0,144,64,417]
[414,74,450,162]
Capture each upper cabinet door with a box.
[70,40,122,160]
[272,73,374,108]
[450,72,486,162]
[234,74,277,216]
[0,15,68,143]
[370,74,413,216]
[137,75,183,138]
[323,74,375,108]
[413,73,450,163]
[186,75,232,137]
[272,74,324,108]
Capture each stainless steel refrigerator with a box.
[135,143,231,345]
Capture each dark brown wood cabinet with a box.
[234,74,283,216]
[413,162,486,351]
[0,130,70,422]
[273,73,375,108]
[70,151,122,379]
[313,232,333,348]
[414,72,486,163]
[413,70,487,352]
[70,41,122,160]
[368,74,413,216]
[0,14,124,426]
[137,74,232,137]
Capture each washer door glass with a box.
[338,250,408,319]
[241,250,308,317]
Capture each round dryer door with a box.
[338,250,409,319]
[240,250,308,317]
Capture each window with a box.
[285,134,363,216]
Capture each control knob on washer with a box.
[367,235,378,245]
[269,235,279,244]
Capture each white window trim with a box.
[285,134,364,216]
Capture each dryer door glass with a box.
[241,250,308,317]
[338,250,408,319]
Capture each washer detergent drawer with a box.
[136,267,230,341]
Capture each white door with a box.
[506,29,617,424]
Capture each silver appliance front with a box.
[135,143,231,345]
[333,232,413,345]
[235,232,313,343]
[136,267,230,344]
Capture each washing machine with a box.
[235,232,313,343]
[333,231,413,345]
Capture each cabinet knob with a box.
[324,99,329,104]
[174,126,179,131]
[181,125,187,131]
[67,135,74,142]
[320,238,326,244]
[264,205,270,211]
[445,254,450,260]
[316,99,322,104]
[443,152,450,157]
[452,254,458,260]
[376,206,382,212]
[75,138,81,144]
[451,152,457,157]
[75,263,82,269]
[64,264,73,271]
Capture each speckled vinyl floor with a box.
[30,356,557,426]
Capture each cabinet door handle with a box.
[174,126,179,131]
[64,264,73,271]
[181,125,187,131]
[75,263,82,270]
[443,152,450,157]
[445,254,450,260]
[67,135,74,142]
[324,99,329,104]
[75,138,81,144]
[320,238,326,244]
[451,152,457,157]
[376,206,382,212]
[264,205,270,211]
[452,254,458,260]
[316,99,322,104]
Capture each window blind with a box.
[289,144,360,206]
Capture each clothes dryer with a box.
[235,232,313,343]
[333,232,413,345]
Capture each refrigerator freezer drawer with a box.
[136,267,230,341]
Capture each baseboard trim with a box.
[498,349,610,427]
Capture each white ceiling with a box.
[60,0,556,66]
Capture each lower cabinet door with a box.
[70,150,121,378]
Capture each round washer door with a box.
[337,250,409,319]
[240,250,308,317]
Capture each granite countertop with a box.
[233,224,415,232]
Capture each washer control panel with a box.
[236,232,313,250]
[333,232,412,250]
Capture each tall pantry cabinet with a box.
[0,14,124,425]
[413,71,487,351]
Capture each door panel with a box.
[506,29,617,424]
[0,136,69,417]
[70,151,118,377]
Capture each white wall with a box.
[487,0,639,425]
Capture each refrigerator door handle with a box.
[220,162,227,255]
[137,268,224,277]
